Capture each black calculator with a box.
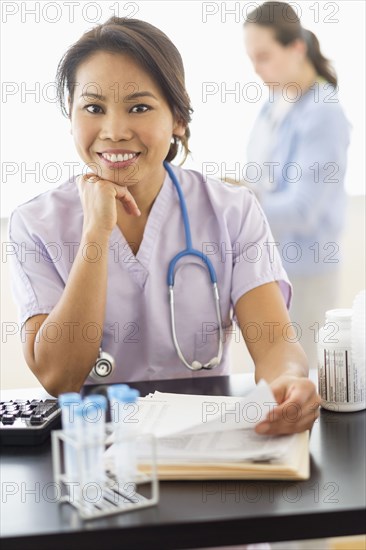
[0,398,61,446]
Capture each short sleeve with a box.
[230,189,292,312]
[7,208,65,329]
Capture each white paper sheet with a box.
[130,379,277,438]
[105,380,295,462]
[143,429,295,463]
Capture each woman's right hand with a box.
[76,173,141,235]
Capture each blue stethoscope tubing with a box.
[164,161,224,371]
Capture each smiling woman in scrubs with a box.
[8,17,320,435]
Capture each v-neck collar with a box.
[110,167,175,286]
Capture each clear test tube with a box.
[107,385,140,482]
[107,385,129,424]
[121,388,140,481]
[75,395,107,505]
[58,392,82,484]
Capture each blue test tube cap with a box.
[107,384,129,402]
[58,392,82,407]
[83,395,107,410]
[123,388,140,403]
[75,396,107,422]
[73,402,85,417]
[58,393,82,428]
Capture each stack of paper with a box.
[105,380,310,480]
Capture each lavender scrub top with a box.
[8,163,292,385]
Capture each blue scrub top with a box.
[247,82,351,277]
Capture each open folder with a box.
[105,380,310,480]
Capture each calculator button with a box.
[19,406,32,414]
[5,406,18,414]
[2,414,15,424]
[20,410,33,418]
[44,404,58,417]
[30,414,45,425]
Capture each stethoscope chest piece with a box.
[89,348,115,381]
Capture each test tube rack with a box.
[51,425,159,520]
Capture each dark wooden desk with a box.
[1,373,365,549]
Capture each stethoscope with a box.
[89,161,224,381]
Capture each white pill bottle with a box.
[317,294,365,412]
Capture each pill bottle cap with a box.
[325,308,352,327]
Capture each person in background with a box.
[242,1,350,367]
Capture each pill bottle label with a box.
[318,347,364,404]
